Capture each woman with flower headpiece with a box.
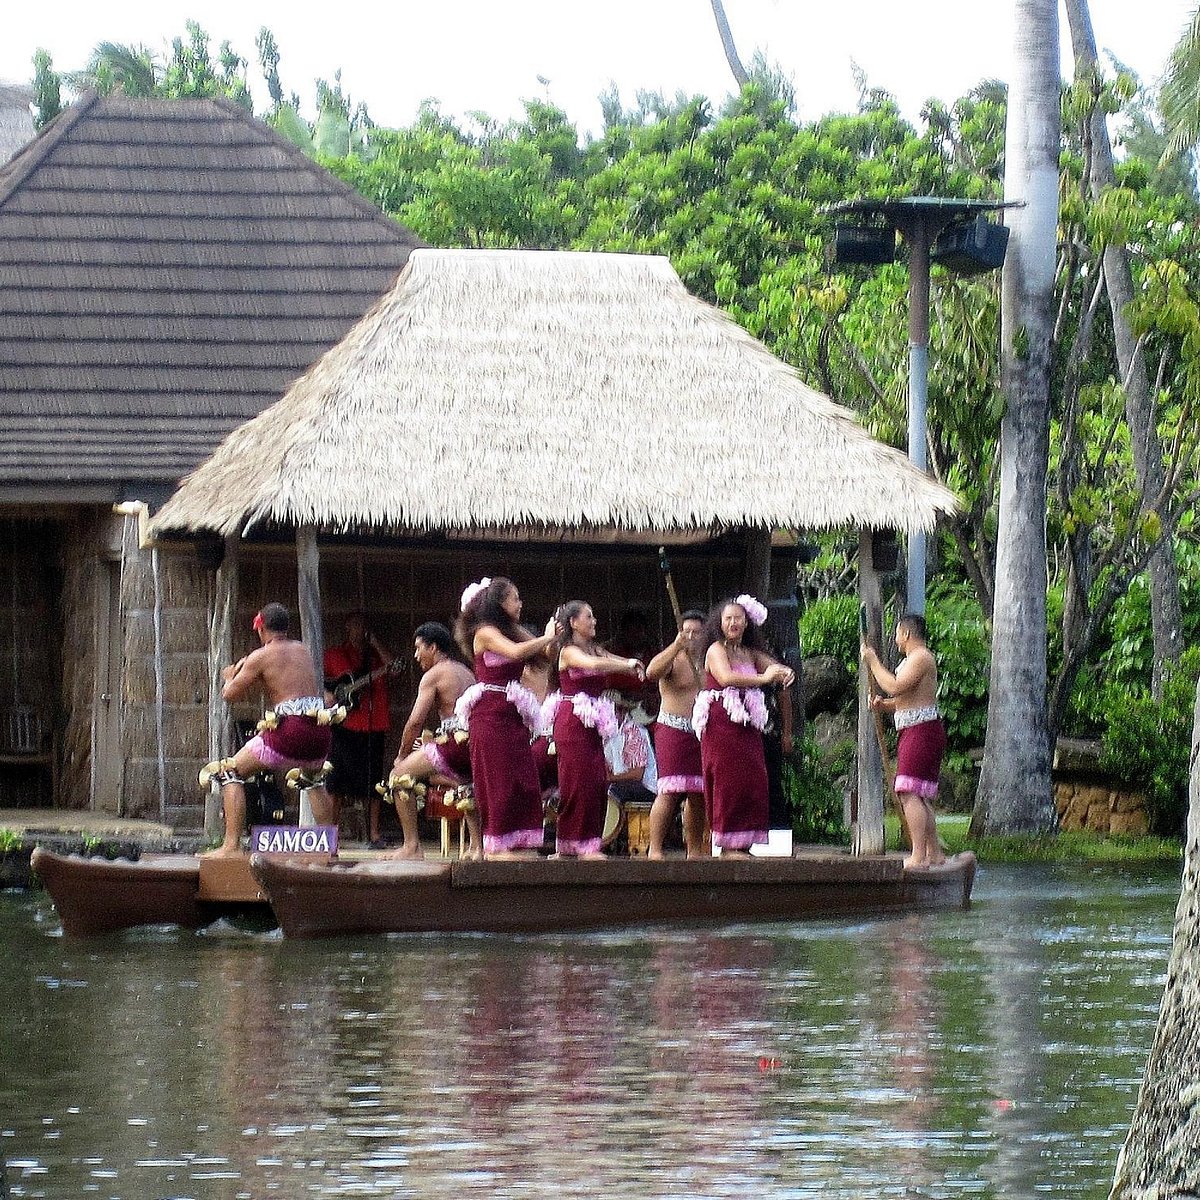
[551,601,647,857]
[694,596,795,855]
[454,577,558,857]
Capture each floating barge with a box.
[31,846,976,939]
[251,849,977,939]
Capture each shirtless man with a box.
[206,603,336,857]
[644,609,707,858]
[384,622,478,860]
[860,613,946,869]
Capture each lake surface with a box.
[0,861,1181,1199]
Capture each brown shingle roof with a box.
[0,93,423,492]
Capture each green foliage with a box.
[32,49,62,130]
[798,594,859,673]
[0,828,23,853]
[786,736,848,845]
[1100,646,1200,833]
[926,586,991,750]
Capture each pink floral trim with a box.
[556,836,603,856]
[691,686,769,736]
[455,681,543,735]
[422,740,466,785]
[658,774,703,795]
[538,691,561,736]
[713,829,768,850]
[483,828,544,854]
[556,692,618,741]
[894,774,939,800]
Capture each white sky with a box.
[1,0,1194,133]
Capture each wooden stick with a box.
[659,546,701,685]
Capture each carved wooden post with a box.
[205,534,239,841]
[854,527,886,854]
[296,525,324,682]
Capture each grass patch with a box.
[882,813,1181,864]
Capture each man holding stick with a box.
[860,613,946,869]
[645,608,707,858]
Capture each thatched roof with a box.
[0,93,422,496]
[151,249,958,541]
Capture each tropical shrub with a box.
[798,594,859,673]
[1100,645,1200,834]
[786,734,849,844]
[925,585,991,751]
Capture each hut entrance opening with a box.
[0,518,61,806]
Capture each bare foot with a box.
[580,851,607,861]
[720,849,752,859]
[201,844,244,858]
[489,849,538,860]
[383,844,424,861]
[647,849,665,860]
[903,854,927,869]
[926,854,947,868]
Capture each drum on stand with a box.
[601,792,626,851]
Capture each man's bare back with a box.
[428,658,476,721]
[892,644,938,713]
[224,637,321,707]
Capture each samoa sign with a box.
[250,825,339,855]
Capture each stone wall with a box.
[1054,781,1149,835]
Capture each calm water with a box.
[0,861,1180,1199]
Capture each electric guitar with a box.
[326,659,400,710]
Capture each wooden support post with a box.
[296,525,324,682]
[854,527,886,855]
[742,525,772,599]
[205,535,239,842]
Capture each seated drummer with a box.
[604,691,658,807]
[384,622,479,860]
[206,603,336,857]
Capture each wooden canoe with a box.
[31,847,269,937]
[250,849,978,939]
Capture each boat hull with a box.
[31,848,270,936]
[250,850,977,939]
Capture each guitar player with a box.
[323,611,395,846]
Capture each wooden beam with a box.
[296,525,324,681]
[854,527,886,854]
[742,525,771,598]
[205,535,238,842]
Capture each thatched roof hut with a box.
[151,249,956,542]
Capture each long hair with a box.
[701,598,767,654]
[550,599,592,689]
[455,576,521,659]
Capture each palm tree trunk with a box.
[1064,0,1184,699]
[1109,676,1200,1197]
[972,0,1059,835]
[709,0,749,89]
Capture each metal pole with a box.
[907,218,931,616]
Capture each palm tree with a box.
[972,0,1060,835]
[65,42,159,98]
[1160,6,1200,161]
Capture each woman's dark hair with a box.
[701,598,766,653]
[550,599,592,689]
[455,576,521,659]
[414,621,464,662]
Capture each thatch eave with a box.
[149,249,960,544]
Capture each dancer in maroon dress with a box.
[693,596,794,855]
[455,578,557,858]
[551,601,646,858]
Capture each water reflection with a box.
[0,861,1179,1198]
